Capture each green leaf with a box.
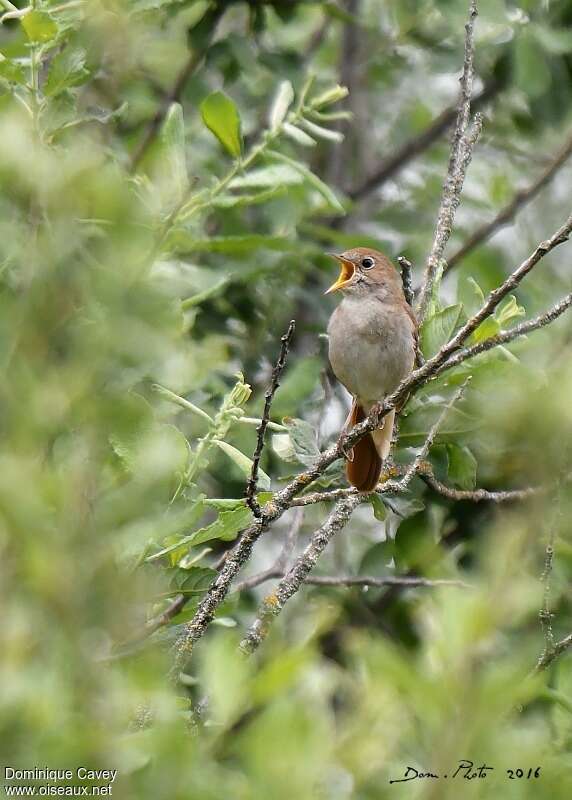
[283,122,316,147]
[269,80,294,130]
[514,29,551,99]
[160,102,188,202]
[228,164,304,190]
[170,566,216,594]
[0,54,26,84]
[310,84,349,108]
[272,433,296,462]
[212,440,271,490]
[447,444,477,490]
[22,10,58,43]
[187,506,252,548]
[300,118,344,142]
[200,91,242,157]
[421,304,463,357]
[211,186,286,208]
[532,23,572,55]
[471,316,501,344]
[369,494,387,521]
[45,47,89,97]
[265,150,345,213]
[283,417,320,466]
[149,505,252,561]
[399,403,478,444]
[359,540,394,575]
[496,295,525,327]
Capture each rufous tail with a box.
[345,402,395,492]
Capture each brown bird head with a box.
[325,247,403,300]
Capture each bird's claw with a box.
[338,433,354,462]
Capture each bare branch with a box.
[347,79,500,202]
[240,494,362,654]
[417,0,479,320]
[236,571,469,593]
[446,131,572,272]
[245,320,296,517]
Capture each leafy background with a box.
[2,0,572,797]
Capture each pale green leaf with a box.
[283,122,316,147]
[22,10,58,43]
[212,440,271,490]
[283,417,320,466]
[447,444,477,490]
[310,84,349,108]
[45,47,89,97]
[161,102,188,201]
[272,432,297,462]
[266,150,344,213]
[269,80,294,130]
[496,295,525,327]
[300,118,344,142]
[421,304,463,357]
[200,91,242,157]
[228,164,304,190]
[471,316,501,344]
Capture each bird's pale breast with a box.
[327,295,415,406]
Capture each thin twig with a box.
[174,213,572,657]
[420,470,541,503]
[417,0,479,321]
[240,494,362,654]
[534,479,566,670]
[347,79,500,201]
[400,382,468,492]
[446,131,572,272]
[145,594,188,638]
[236,571,469,593]
[245,320,296,517]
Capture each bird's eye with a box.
[361,256,375,269]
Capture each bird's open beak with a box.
[325,253,354,294]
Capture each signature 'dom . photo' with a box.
[1,0,572,798]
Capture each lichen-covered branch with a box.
[239,494,362,654]
[536,632,572,671]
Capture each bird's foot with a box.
[338,433,354,462]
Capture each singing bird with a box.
[326,248,417,492]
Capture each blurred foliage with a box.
[1,0,572,797]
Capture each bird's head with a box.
[325,247,401,299]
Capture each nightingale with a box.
[326,247,418,492]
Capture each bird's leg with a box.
[338,401,356,461]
